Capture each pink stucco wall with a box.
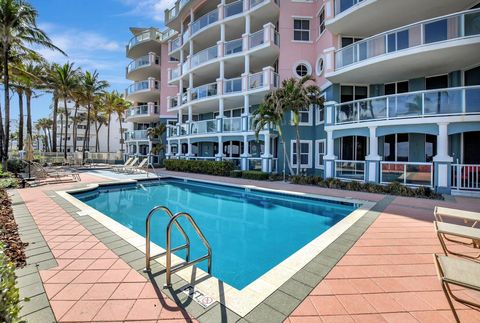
[160,42,178,117]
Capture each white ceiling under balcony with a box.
[326,0,479,37]
[326,37,480,84]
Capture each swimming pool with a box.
[72,178,358,290]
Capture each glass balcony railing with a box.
[127,81,149,95]
[381,162,433,187]
[224,38,243,56]
[191,82,218,101]
[249,30,264,48]
[127,56,157,74]
[335,9,480,70]
[170,96,179,108]
[190,119,217,134]
[250,0,267,9]
[225,0,244,17]
[191,9,219,35]
[335,160,366,181]
[170,66,180,80]
[182,28,190,45]
[191,45,218,68]
[248,72,264,89]
[334,86,480,124]
[127,105,148,117]
[127,31,155,50]
[223,117,242,132]
[159,28,176,41]
[125,130,148,140]
[224,77,243,93]
[169,37,181,52]
[334,0,364,16]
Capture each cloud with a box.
[118,0,176,22]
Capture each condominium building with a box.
[125,27,178,162]
[130,0,480,193]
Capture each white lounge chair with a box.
[434,221,480,260]
[125,158,148,174]
[112,157,134,172]
[434,206,480,227]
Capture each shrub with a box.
[164,159,234,176]
[0,178,18,189]
[6,160,24,174]
[240,171,270,181]
[0,243,23,323]
[230,170,243,178]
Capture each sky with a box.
[9,0,175,123]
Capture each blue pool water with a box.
[73,178,357,289]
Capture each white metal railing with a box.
[334,86,480,125]
[190,119,217,134]
[225,0,244,17]
[127,55,156,74]
[191,45,218,68]
[191,82,218,101]
[125,130,149,140]
[169,66,180,80]
[381,161,433,187]
[224,38,243,56]
[249,30,265,48]
[224,77,243,93]
[223,117,242,132]
[191,9,219,35]
[451,164,480,190]
[248,72,264,89]
[335,160,366,181]
[335,8,480,70]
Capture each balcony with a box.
[126,30,160,58]
[191,9,219,36]
[191,82,218,102]
[328,86,480,128]
[125,130,149,141]
[190,119,217,135]
[125,79,160,102]
[125,104,159,122]
[326,0,476,37]
[327,9,480,84]
[126,54,160,80]
[223,117,243,132]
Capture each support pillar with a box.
[323,130,337,179]
[365,126,381,183]
[433,122,453,194]
[216,137,224,161]
[262,133,272,173]
[241,135,249,170]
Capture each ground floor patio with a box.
[12,171,480,322]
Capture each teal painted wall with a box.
[409,133,426,162]
[449,134,462,164]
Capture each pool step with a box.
[144,205,212,288]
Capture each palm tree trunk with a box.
[82,104,91,163]
[59,114,63,153]
[3,46,11,168]
[0,99,4,165]
[277,127,294,175]
[17,88,24,151]
[119,117,124,153]
[42,129,48,151]
[26,89,32,138]
[72,103,78,151]
[52,96,58,152]
[107,114,111,155]
[63,99,69,158]
[295,125,301,175]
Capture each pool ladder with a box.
[144,206,212,287]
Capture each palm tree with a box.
[36,117,52,151]
[70,77,86,152]
[43,62,62,152]
[22,62,44,138]
[0,0,65,168]
[80,70,108,162]
[277,76,324,175]
[252,98,294,176]
[101,91,120,156]
[15,84,24,150]
[147,123,167,158]
[112,94,130,154]
[51,62,80,158]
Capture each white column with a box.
[245,14,251,34]
[188,106,192,122]
[187,138,192,158]
[324,130,337,179]
[365,126,381,183]
[216,137,224,160]
[433,122,453,193]
[217,98,224,132]
[434,123,452,161]
[262,133,272,172]
[242,94,250,131]
[241,135,249,170]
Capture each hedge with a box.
[0,243,22,323]
[290,176,442,199]
[230,170,270,180]
[164,159,234,176]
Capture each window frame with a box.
[315,139,326,169]
[291,139,313,168]
[293,18,311,42]
[290,108,313,126]
[318,6,326,37]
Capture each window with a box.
[291,140,312,168]
[383,134,409,162]
[291,108,313,126]
[318,7,325,36]
[315,139,326,169]
[315,56,324,76]
[426,74,448,90]
[341,37,362,48]
[425,134,437,162]
[294,19,310,41]
[293,61,312,78]
[384,81,409,95]
[315,104,324,125]
[340,136,367,161]
[340,85,368,103]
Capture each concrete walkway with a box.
[12,170,480,322]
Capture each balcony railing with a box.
[166,0,192,24]
[169,37,181,52]
[191,82,218,101]
[127,30,160,51]
[225,0,244,17]
[335,160,365,181]
[249,29,264,48]
[335,9,480,70]
[224,38,243,56]
[334,86,480,125]
[191,9,219,35]
[191,45,218,68]
[190,119,217,134]
[381,161,433,187]
[127,105,158,118]
[334,0,364,16]
[125,130,149,141]
[451,164,480,191]
[127,55,158,74]
[224,77,243,93]
[169,66,180,80]
[223,117,243,132]
[126,81,149,95]
[248,72,264,89]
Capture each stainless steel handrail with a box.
[165,212,212,287]
[144,206,190,271]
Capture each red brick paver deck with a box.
[287,195,480,323]
[18,173,194,322]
